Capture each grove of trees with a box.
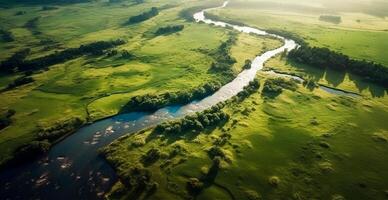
[209,36,237,77]
[155,25,184,35]
[121,81,222,112]
[0,39,125,74]
[155,103,229,135]
[128,7,159,24]
[288,45,388,87]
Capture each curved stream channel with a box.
[0,2,359,199]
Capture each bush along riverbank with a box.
[0,117,85,170]
[101,79,261,199]
[120,81,223,113]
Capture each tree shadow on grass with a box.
[347,72,386,98]
[324,68,346,87]
[286,59,325,82]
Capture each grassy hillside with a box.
[208,0,388,66]
[103,69,388,199]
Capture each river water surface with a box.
[0,2,356,199]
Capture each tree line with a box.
[288,45,388,87]
[262,78,298,97]
[127,7,159,24]
[120,81,222,113]
[155,25,184,35]
[0,39,125,74]
[155,103,229,135]
[209,35,237,78]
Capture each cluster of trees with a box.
[141,148,161,165]
[119,165,158,196]
[319,15,342,24]
[6,75,34,90]
[36,117,84,142]
[234,79,261,101]
[155,25,184,35]
[155,103,229,135]
[0,29,14,42]
[288,46,388,87]
[209,36,237,77]
[121,81,222,112]
[128,7,159,24]
[7,117,84,166]
[262,78,298,96]
[0,109,16,130]
[0,49,30,73]
[0,39,125,74]
[243,59,252,70]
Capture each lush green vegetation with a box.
[1,39,125,73]
[208,0,388,66]
[121,81,222,113]
[127,7,159,24]
[262,78,298,97]
[1,0,387,199]
[288,45,388,87]
[155,25,184,35]
[155,103,229,135]
[103,70,388,199]
[0,0,283,167]
[209,35,237,77]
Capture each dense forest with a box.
[0,39,125,74]
[127,7,159,24]
[288,45,388,87]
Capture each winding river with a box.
[0,2,358,199]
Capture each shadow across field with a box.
[284,59,386,98]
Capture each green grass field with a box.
[1,0,388,199]
[0,0,283,166]
[208,0,388,66]
[103,66,388,199]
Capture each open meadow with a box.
[0,0,282,167]
[208,0,388,66]
[103,70,388,199]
